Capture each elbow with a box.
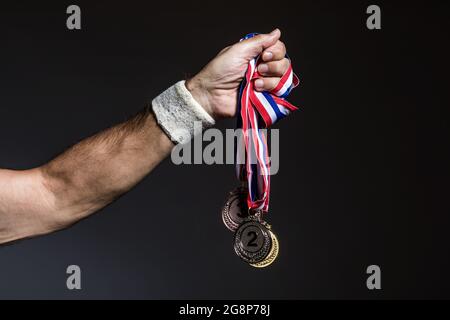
[30,167,74,231]
[32,166,85,232]
[37,164,110,229]
[0,167,74,244]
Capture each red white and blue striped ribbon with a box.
[236,33,299,213]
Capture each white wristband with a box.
[152,80,216,144]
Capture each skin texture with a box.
[0,29,289,245]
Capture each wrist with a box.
[185,77,217,121]
[151,81,216,144]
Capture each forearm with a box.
[41,105,173,225]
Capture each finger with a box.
[234,29,281,59]
[262,40,286,62]
[258,58,290,77]
[254,77,281,92]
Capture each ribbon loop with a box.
[236,33,300,213]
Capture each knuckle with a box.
[271,62,282,74]
[278,41,286,55]
[283,58,290,71]
[275,41,286,59]
[268,78,279,90]
[269,44,285,60]
[269,60,287,75]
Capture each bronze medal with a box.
[222,187,250,232]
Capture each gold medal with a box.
[250,229,279,268]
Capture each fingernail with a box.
[270,28,279,35]
[258,64,269,73]
[263,51,273,61]
[255,79,264,89]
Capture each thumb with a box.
[235,29,281,59]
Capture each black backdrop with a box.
[0,0,449,299]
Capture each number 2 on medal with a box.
[247,231,258,247]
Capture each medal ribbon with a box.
[236,33,300,213]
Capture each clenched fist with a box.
[186,29,291,120]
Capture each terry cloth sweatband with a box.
[152,80,216,144]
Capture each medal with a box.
[233,214,280,267]
[222,33,299,268]
[222,186,250,232]
[234,219,272,264]
[250,229,279,268]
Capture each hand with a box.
[186,29,291,120]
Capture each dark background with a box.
[0,0,448,299]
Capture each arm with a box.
[0,108,172,244]
[0,29,289,245]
